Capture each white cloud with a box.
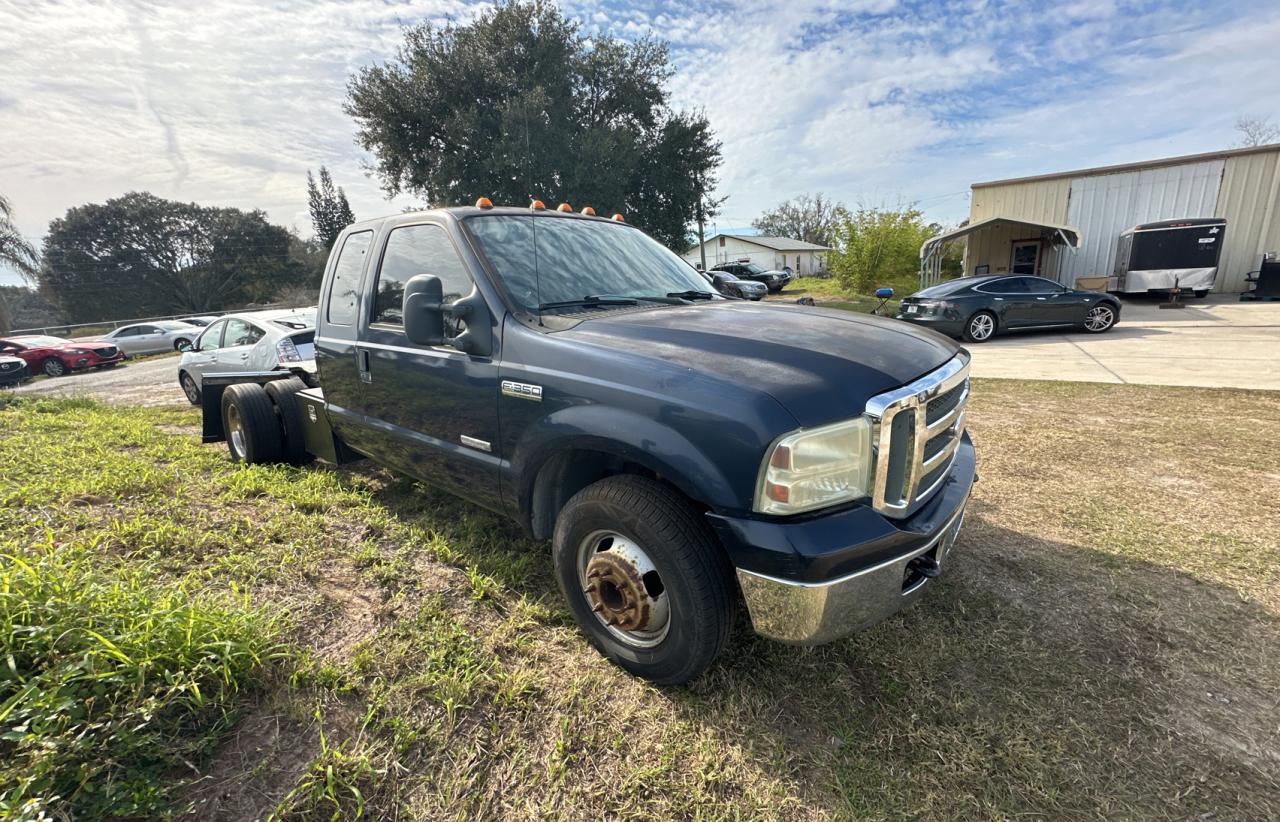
[1,0,1278,291]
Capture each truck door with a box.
[349,221,502,509]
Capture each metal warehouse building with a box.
[921,143,1280,293]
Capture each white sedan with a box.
[98,321,202,355]
[176,308,316,404]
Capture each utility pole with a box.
[695,174,707,271]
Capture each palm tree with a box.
[0,194,37,276]
[1,193,39,333]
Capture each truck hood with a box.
[558,302,962,426]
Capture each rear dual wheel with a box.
[220,379,311,465]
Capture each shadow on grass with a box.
[357,475,1280,817]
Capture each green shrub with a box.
[0,536,285,819]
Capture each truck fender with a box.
[512,405,742,527]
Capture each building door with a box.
[1010,241,1040,275]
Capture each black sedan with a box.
[710,262,790,293]
[896,275,1120,342]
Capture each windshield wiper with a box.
[537,295,640,311]
[664,290,715,301]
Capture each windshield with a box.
[742,263,766,275]
[465,215,715,311]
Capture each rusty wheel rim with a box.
[577,530,670,649]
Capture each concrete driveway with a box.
[967,295,1280,390]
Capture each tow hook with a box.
[907,555,940,579]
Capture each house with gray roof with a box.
[683,234,832,276]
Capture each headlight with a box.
[754,417,873,515]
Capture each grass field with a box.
[1,383,1278,819]
[765,276,909,313]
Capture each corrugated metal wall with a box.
[970,178,1070,224]
[1215,151,1280,292]
[1058,160,1225,286]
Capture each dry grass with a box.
[1,381,1278,819]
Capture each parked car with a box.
[97,320,202,355]
[176,308,317,404]
[896,275,1120,342]
[0,354,31,386]
[705,270,766,300]
[197,204,973,684]
[710,261,791,292]
[0,335,125,376]
[179,315,220,327]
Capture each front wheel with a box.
[174,337,192,351]
[41,358,67,377]
[1193,290,1209,299]
[553,476,734,685]
[963,311,997,343]
[1083,303,1117,333]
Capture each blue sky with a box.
[2,0,1279,286]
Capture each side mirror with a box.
[177,341,193,353]
[403,274,445,347]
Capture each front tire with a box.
[220,383,284,464]
[1083,303,1117,333]
[1193,290,1209,299]
[553,476,734,685]
[963,311,997,343]
[41,358,67,377]
[174,337,192,351]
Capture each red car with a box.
[0,335,126,377]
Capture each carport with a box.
[920,217,1082,288]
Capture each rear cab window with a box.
[327,231,374,326]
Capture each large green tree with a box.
[41,192,309,322]
[306,166,355,248]
[345,0,722,249]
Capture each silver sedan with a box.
[176,308,317,404]
[98,321,202,355]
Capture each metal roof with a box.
[920,216,1081,258]
[972,142,1280,189]
[701,234,832,252]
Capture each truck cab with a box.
[205,202,976,684]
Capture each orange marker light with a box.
[611,213,625,222]
[475,197,493,209]
[530,199,546,210]
[556,202,572,212]
[580,206,596,216]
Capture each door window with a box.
[196,320,226,351]
[371,224,472,334]
[114,326,141,337]
[327,231,374,326]
[1011,242,1040,276]
[224,319,265,347]
[977,278,1028,294]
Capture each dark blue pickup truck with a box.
[200,202,975,684]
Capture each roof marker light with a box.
[611,213,625,222]
[475,197,493,209]
[581,206,596,216]
[556,202,572,212]
[530,199,546,210]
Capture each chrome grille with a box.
[865,356,970,518]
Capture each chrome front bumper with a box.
[735,500,968,644]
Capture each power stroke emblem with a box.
[501,380,543,401]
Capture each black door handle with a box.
[358,348,372,383]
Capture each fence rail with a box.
[8,302,305,338]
